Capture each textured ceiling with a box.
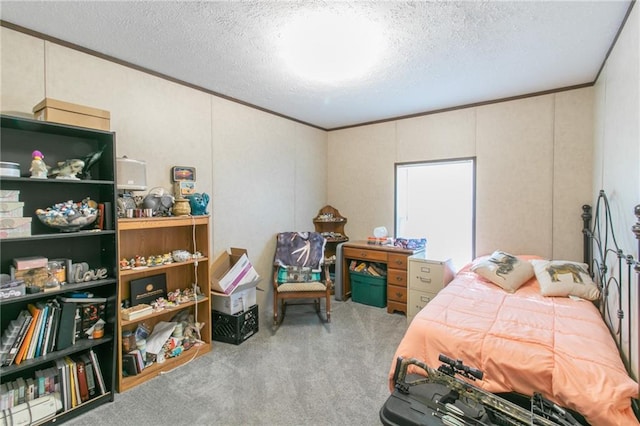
[0,1,632,130]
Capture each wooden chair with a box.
[272,232,332,325]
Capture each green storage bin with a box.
[350,270,387,308]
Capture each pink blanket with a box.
[388,264,639,425]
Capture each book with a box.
[78,353,96,399]
[79,301,106,338]
[34,303,49,358]
[56,301,77,351]
[25,378,35,402]
[34,369,46,398]
[0,313,23,360]
[1,310,31,366]
[40,303,55,356]
[6,382,15,408]
[45,303,61,354]
[75,357,89,403]
[122,353,138,376]
[13,308,37,365]
[63,357,78,407]
[0,383,9,410]
[20,304,41,362]
[130,349,145,372]
[88,349,106,395]
[54,358,69,411]
[15,377,26,405]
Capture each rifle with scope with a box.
[392,355,581,426]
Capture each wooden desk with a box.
[341,241,424,314]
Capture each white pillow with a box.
[530,259,600,301]
[471,251,534,293]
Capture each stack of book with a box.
[0,295,106,367]
[0,349,105,412]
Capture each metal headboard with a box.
[582,190,639,408]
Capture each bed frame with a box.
[582,190,639,417]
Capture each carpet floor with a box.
[66,299,409,426]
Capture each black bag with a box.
[380,375,492,426]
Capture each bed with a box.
[387,192,639,426]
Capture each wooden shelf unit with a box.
[116,215,211,392]
[313,205,348,266]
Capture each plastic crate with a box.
[350,271,387,307]
[212,304,259,344]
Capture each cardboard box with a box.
[33,98,111,131]
[13,256,48,270]
[210,248,260,295]
[0,202,24,218]
[212,281,258,315]
[0,190,20,202]
[0,217,32,239]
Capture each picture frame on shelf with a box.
[171,166,196,182]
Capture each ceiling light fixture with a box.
[279,10,385,84]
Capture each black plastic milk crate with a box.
[211,304,259,345]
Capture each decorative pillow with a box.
[530,259,600,301]
[471,251,534,293]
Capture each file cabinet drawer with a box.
[410,262,446,293]
[408,289,438,318]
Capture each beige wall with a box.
[0,27,328,311]
[592,4,639,379]
[328,89,594,262]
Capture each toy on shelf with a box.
[29,150,49,179]
[49,158,85,180]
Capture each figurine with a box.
[49,159,85,180]
[78,146,105,180]
[187,192,210,215]
[30,150,49,179]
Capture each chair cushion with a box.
[277,282,327,292]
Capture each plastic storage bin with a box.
[212,304,259,345]
[350,271,387,307]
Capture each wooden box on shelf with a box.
[116,215,211,392]
[0,115,118,423]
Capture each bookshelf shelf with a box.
[120,297,209,327]
[118,258,209,277]
[0,115,118,421]
[119,342,211,392]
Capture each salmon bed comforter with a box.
[388,262,639,426]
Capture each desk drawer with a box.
[387,269,407,287]
[388,253,409,270]
[387,284,407,303]
[344,247,388,262]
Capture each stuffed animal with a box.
[187,193,209,216]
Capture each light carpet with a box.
[66,299,409,426]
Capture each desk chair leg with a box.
[326,294,331,323]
